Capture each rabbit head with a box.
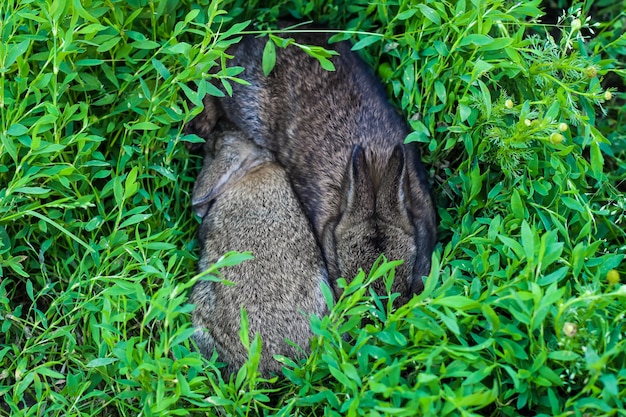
[322,143,435,303]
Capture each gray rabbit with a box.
[187,31,437,304]
[189,123,329,377]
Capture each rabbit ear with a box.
[339,145,375,218]
[376,144,412,223]
[192,152,264,218]
[384,142,436,295]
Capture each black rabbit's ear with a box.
[376,144,410,221]
[338,145,375,218]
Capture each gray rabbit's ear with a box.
[191,154,218,218]
[192,152,262,218]
[376,144,412,225]
[339,145,375,218]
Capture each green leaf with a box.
[124,166,139,199]
[480,37,514,51]
[589,141,604,179]
[6,40,31,68]
[86,357,118,368]
[545,100,560,120]
[415,251,440,301]
[129,121,159,131]
[538,266,568,286]
[405,120,431,143]
[119,214,151,229]
[511,188,525,219]
[239,307,250,348]
[35,367,65,379]
[548,350,580,361]
[434,81,446,104]
[14,187,51,195]
[435,307,460,335]
[463,365,496,385]
[211,252,254,269]
[206,397,234,406]
[498,235,525,260]
[26,280,34,302]
[262,39,276,76]
[71,0,98,23]
[521,220,534,263]
[7,124,29,136]
[165,42,191,55]
[317,57,336,72]
[76,59,104,66]
[329,365,355,390]
[351,35,381,51]
[396,8,417,20]
[460,34,493,47]
[96,36,121,53]
[321,281,335,311]
[477,79,492,116]
[216,20,250,41]
[561,196,583,213]
[571,242,586,278]
[432,296,480,310]
[456,388,497,407]
[131,40,160,50]
[151,58,170,80]
[416,4,441,25]
[459,104,472,122]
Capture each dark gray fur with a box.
[190,125,329,376]
[187,31,437,304]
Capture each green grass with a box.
[1,0,625,416]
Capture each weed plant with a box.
[1,0,625,416]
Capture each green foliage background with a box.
[1,0,625,415]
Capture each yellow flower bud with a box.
[558,123,568,132]
[505,99,514,109]
[604,91,612,100]
[563,322,577,337]
[585,66,597,78]
[524,119,532,127]
[571,18,582,31]
[550,132,564,144]
[607,269,620,285]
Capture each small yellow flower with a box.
[505,99,514,109]
[550,132,564,145]
[585,66,597,78]
[607,269,620,285]
[563,322,578,338]
[524,119,532,127]
[558,123,568,132]
[571,18,582,31]
[604,91,613,100]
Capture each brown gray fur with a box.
[187,31,437,304]
[189,124,329,376]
